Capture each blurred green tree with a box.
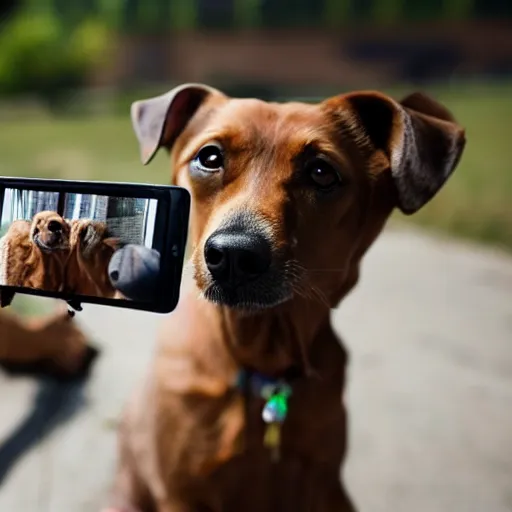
[0,3,113,107]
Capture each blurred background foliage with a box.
[0,4,112,107]
[0,0,511,256]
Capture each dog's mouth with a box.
[195,214,301,311]
[196,255,302,312]
[201,272,294,311]
[33,232,69,253]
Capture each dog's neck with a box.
[215,295,335,379]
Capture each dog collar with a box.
[236,370,293,422]
[236,367,300,461]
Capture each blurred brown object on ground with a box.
[0,303,99,381]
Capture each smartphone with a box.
[0,177,190,313]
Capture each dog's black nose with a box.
[204,231,272,285]
[48,220,62,233]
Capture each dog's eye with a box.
[307,159,340,191]
[192,145,224,172]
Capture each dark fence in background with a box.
[0,190,150,245]
[1,0,511,101]
[16,0,512,32]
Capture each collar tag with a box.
[262,385,291,463]
[261,383,292,424]
[237,370,293,463]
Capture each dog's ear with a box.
[102,237,120,250]
[336,91,466,214]
[131,83,221,166]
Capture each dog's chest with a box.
[176,382,348,510]
[203,453,348,512]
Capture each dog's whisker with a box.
[287,264,331,308]
[309,285,331,308]
[183,253,333,308]
[305,269,348,272]
[295,281,329,307]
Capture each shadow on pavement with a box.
[0,376,89,486]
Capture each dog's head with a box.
[30,211,71,253]
[68,220,120,297]
[70,219,119,261]
[131,85,466,311]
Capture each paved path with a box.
[0,226,511,512]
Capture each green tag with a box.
[261,383,291,424]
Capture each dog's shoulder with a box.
[4,220,31,244]
[1,220,39,286]
[154,291,238,398]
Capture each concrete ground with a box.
[0,225,511,512]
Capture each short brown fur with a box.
[107,85,466,512]
[65,219,120,298]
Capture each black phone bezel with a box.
[0,177,190,314]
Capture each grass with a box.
[0,82,511,253]
[0,116,171,184]
[0,106,172,316]
[7,295,57,317]
[388,82,512,250]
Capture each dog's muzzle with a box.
[201,224,293,311]
[33,221,68,252]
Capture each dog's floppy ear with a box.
[339,91,466,214]
[131,83,220,165]
[102,237,120,250]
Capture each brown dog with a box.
[106,84,466,512]
[0,304,98,379]
[66,219,120,298]
[0,211,70,291]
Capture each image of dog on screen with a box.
[0,215,120,298]
[65,219,120,298]
[0,211,71,292]
[0,190,158,300]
